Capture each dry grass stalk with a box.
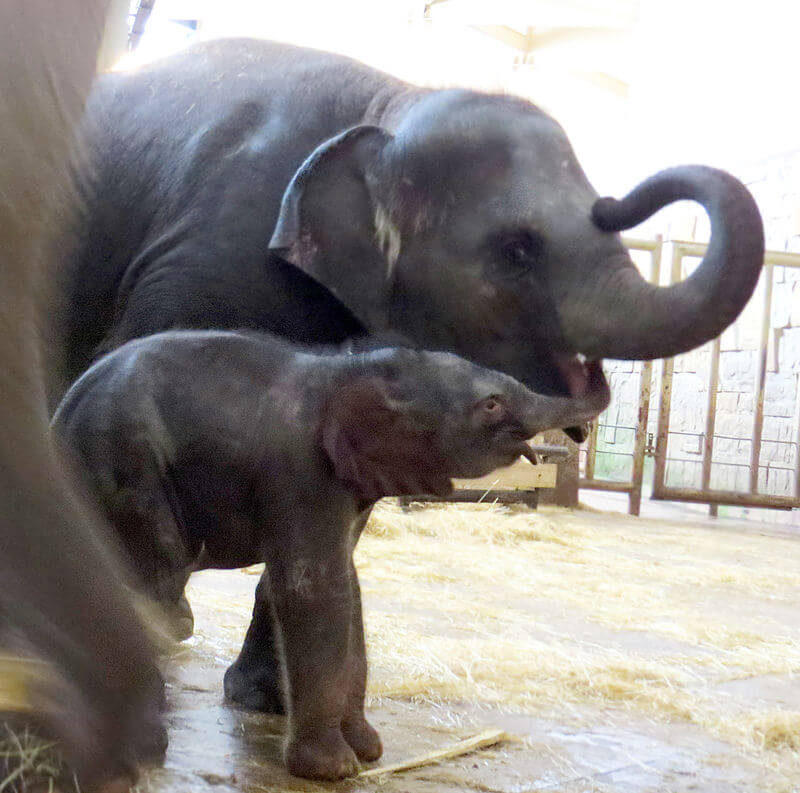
[0,723,68,793]
[358,728,510,778]
[185,500,800,789]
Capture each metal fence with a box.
[652,244,800,511]
[580,239,800,515]
[579,236,662,515]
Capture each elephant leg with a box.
[270,547,358,780]
[340,558,382,762]
[0,0,165,784]
[98,458,195,641]
[223,571,284,713]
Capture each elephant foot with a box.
[129,718,169,768]
[223,659,284,713]
[126,669,170,764]
[165,595,194,641]
[341,716,382,761]
[285,727,359,780]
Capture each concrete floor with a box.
[136,503,800,793]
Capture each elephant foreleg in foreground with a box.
[0,1,166,787]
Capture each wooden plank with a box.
[673,243,800,270]
[584,417,599,480]
[455,461,557,491]
[402,490,538,508]
[579,478,633,493]
[650,486,798,510]
[622,236,664,252]
[750,264,773,493]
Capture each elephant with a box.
[0,0,166,787]
[52,327,610,779]
[56,38,765,712]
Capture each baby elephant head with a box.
[320,349,610,501]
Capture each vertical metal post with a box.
[701,337,721,497]
[750,264,774,494]
[793,370,800,499]
[629,360,652,516]
[652,243,683,497]
[628,235,661,515]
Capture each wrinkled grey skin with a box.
[60,39,764,408]
[53,329,610,780]
[57,37,765,716]
[0,0,165,787]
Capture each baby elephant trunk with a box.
[519,361,610,437]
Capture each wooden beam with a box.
[579,478,634,493]
[455,460,558,490]
[650,485,797,511]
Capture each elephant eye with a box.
[498,230,544,268]
[478,395,507,424]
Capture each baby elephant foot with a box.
[285,727,360,780]
[223,662,284,714]
[342,717,383,762]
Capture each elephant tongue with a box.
[557,354,590,396]
[555,356,606,398]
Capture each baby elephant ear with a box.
[320,379,454,501]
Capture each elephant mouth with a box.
[552,355,608,443]
[555,354,607,400]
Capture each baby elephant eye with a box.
[479,396,507,423]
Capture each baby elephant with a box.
[53,330,609,780]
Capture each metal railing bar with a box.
[750,264,773,493]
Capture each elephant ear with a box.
[320,378,454,501]
[270,125,396,332]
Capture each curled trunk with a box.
[565,165,764,360]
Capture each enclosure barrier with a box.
[403,443,570,509]
[579,236,663,515]
[651,243,800,511]
[443,237,799,515]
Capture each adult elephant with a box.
[58,38,764,712]
[1,0,165,787]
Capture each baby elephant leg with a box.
[340,558,382,762]
[223,572,284,713]
[101,469,194,641]
[270,548,358,780]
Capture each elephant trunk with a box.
[519,361,610,437]
[564,166,764,360]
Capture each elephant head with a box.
[270,89,764,432]
[320,349,610,501]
